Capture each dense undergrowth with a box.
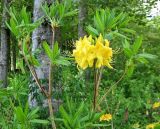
[0,0,160,129]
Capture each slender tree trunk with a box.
[32,0,52,80]
[29,0,52,107]
[78,0,87,38]
[0,0,11,87]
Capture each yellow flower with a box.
[152,102,160,109]
[73,36,92,69]
[100,113,112,121]
[73,34,113,69]
[146,124,155,129]
[146,122,160,129]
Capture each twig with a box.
[97,69,126,107]
[47,27,56,129]
[20,43,48,97]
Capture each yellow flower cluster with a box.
[152,102,160,109]
[146,122,160,129]
[146,124,155,129]
[73,34,113,69]
[100,113,112,121]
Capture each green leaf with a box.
[0,88,11,97]
[136,53,158,60]
[30,119,49,124]
[132,36,143,54]
[54,56,70,66]
[123,39,130,49]
[6,18,19,36]
[63,119,72,129]
[136,57,149,64]
[59,106,72,124]
[66,96,72,115]
[53,42,60,59]
[42,41,53,60]
[86,25,99,36]
[27,107,39,120]
[9,7,19,24]
[113,31,129,39]
[79,122,92,128]
[64,9,78,17]
[94,10,105,33]
[22,41,29,56]
[20,7,30,24]
[58,4,65,19]
[16,59,26,74]
[123,39,133,58]
[41,3,52,22]
[107,10,118,29]
[120,28,136,35]
[118,15,130,28]
[92,124,110,127]
[126,60,135,78]
[28,55,40,66]
[14,106,26,123]
[72,102,84,127]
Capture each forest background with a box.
[0,0,160,129]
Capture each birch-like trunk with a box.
[32,0,52,79]
[0,0,11,87]
[29,0,52,106]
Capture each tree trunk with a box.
[29,0,54,107]
[32,0,52,80]
[0,0,11,87]
[78,0,87,38]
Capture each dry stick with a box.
[93,67,103,110]
[20,45,48,97]
[26,57,55,129]
[93,68,98,110]
[111,120,114,129]
[96,67,103,97]
[47,27,56,129]
[28,53,49,97]
[112,101,121,129]
[20,35,56,128]
[97,69,126,108]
